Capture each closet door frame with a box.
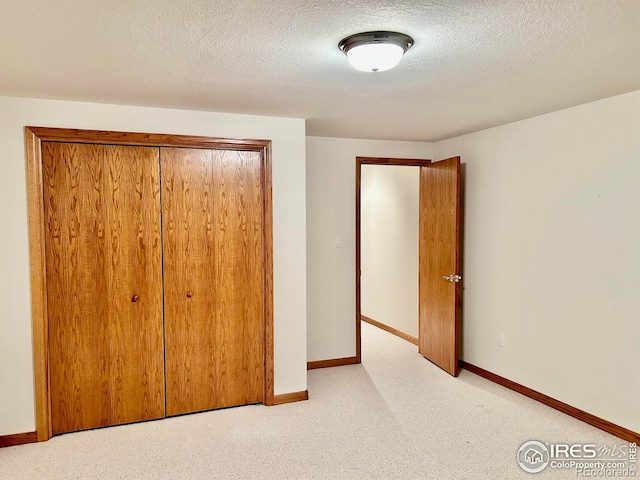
[25,126,275,442]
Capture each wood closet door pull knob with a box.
[131,295,139,303]
[186,291,193,298]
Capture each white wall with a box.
[435,90,640,432]
[0,96,307,436]
[306,137,433,362]
[361,165,419,338]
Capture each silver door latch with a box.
[442,274,462,282]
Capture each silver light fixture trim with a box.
[338,31,414,72]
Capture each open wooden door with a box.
[418,156,461,376]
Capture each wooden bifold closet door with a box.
[43,140,266,435]
[162,148,264,416]
[44,142,165,434]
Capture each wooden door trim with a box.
[25,128,51,441]
[355,156,431,363]
[25,126,275,441]
[262,141,275,406]
[26,127,271,150]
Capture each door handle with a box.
[131,294,139,303]
[442,274,462,283]
[186,291,193,298]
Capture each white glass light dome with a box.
[339,31,413,73]
[346,43,405,72]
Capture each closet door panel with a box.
[45,142,108,434]
[162,147,217,415]
[103,145,165,424]
[212,150,264,408]
[45,143,164,434]
[162,147,264,416]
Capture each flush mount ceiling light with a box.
[338,31,414,72]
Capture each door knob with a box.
[131,295,139,302]
[186,291,193,298]
[442,274,462,283]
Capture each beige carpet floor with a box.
[0,322,621,479]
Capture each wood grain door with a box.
[418,156,461,376]
[44,143,165,434]
[162,147,264,416]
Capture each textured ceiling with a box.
[1,0,639,141]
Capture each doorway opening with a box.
[355,156,462,376]
[360,162,421,347]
